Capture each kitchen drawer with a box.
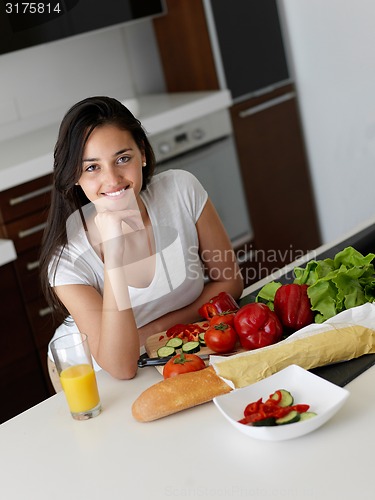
[0,174,52,224]
[25,296,56,350]
[13,246,43,302]
[0,208,48,254]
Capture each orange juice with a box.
[60,364,100,413]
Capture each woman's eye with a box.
[85,164,98,172]
[117,155,130,164]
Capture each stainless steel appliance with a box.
[149,107,252,249]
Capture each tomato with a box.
[163,353,206,379]
[209,312,236,328]
[204,322,237,354]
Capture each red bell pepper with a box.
[233,303,283,350]
[166,323,205,341]
[198,292,239,320]
[273,284,314,331]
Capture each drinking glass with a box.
[50,333,101,420]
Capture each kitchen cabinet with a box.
[0,260,49,423]
[152,0,219,92]
[0,174,57,402]
[153,0,321,279]
[230,83,321,273]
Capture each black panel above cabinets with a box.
[0,0,166,55]
[208,0,290,99]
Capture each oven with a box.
[148,108,252,250]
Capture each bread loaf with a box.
[132,366,232,422]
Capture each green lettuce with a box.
[293,246,375,323]
[255,281,282,310]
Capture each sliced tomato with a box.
[163,353,206,379]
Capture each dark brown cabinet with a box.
[230,84,321,274]
[0,174,57,416]
[153,0,219,92]
[0,261,49,423]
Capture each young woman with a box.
[39,96,243,387]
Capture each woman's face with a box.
[77,124,146,205]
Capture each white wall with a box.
[278,0,375,244]
[0,20,165,143]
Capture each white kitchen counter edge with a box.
[0,90,231,192]
[0,239,17,266]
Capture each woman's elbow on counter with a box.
[97,359,138,381]
[111,362,138,380]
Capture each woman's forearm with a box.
[96,265,140,379]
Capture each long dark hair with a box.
[39,96,156,324]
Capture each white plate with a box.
[213,364,350,441]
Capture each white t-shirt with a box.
[48,169,208,366]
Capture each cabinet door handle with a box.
[18,222,47,239]
[9,184,52,206]
[39,306,53,317]
[239,91,296,118]
[26,260,40,271]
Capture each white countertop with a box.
[0,90,231,192]
[0,363,374,500]
[0,239,16,266]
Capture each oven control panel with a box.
[149,108,233,163]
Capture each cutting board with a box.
[145,321,244,375]
[310,354,375,387]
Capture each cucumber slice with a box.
[182,341,200,354]
[198,332,206,346]
[165,338,183,349]
[276,410,300,425]
[157,346,175,358]
[299,411,317,421]
[252,417,276,427]
[271,389,294,407]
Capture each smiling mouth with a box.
[103,187,127,197]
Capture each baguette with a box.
[132,366,232,422]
